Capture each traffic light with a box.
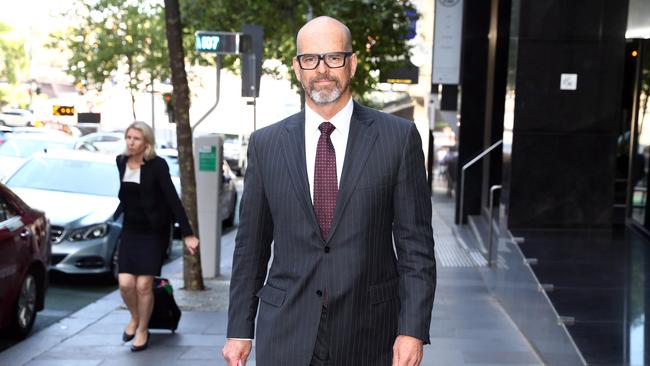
[53,105,75,116]
[163,93,174,123]
[241,24,263,97]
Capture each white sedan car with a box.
[4,151,128,279]
[0,109,34,127]
[0,133,76,181]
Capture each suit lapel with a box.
[281,112,321,236]
[327,103,377,242]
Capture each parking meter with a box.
[193,134,223,278]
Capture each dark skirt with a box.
[118,229,168,276]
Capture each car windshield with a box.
[0,138,73,158]
[6,157,118,196]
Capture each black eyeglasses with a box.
[296,52,353,70]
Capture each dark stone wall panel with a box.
[512,39,625,134]
[508,133,617,229]
[519,0,627,41]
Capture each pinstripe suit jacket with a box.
[227,102,436,366]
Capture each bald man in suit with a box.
[223,16,436,366]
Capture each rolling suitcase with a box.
[148,277,181,332]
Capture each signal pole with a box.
[150,81,155,131]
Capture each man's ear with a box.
[292,57,302,83]
[349,53,358,78]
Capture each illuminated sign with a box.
[53,105,75,116]
[195,31,250,54]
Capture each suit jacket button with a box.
[316,290,323,297]
[324,246,330,253]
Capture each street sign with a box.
[53,105,75,116]
[195,31,250,54]
[380,63,419,84]
[77,112,100,123]
[193,30,255,132]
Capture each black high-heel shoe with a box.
[122,331,135,342]
[130,331,150,352]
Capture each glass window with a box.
[0,138,73,158]
[631,41,650,225]
[0,195,17,223]
[6,158,118,197]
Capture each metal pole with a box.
[253,96,257,131]
[150,82,155,131]
[487,185,502,267]
[192,54,221,133]
[460,169,466,224]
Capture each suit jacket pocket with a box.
[356,173,394,190]
[368,277,399,305]
[256,284,287,308]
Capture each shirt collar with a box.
[305,97,353,136]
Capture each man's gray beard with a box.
[308,86,342,105]
[301,73,346,105]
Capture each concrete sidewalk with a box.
[0,194,542,366]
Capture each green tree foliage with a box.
[0,23,28,85]
[48,0,170,119]
[0,23,28,105]
[180,0,419,102]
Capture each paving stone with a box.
[0,199,544,366]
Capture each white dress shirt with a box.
[122,165,141,183]
[305,97,353,203]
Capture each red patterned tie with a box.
[314,122,338,240]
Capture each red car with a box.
[0,182,50,339]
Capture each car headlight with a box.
[67,223,109,241]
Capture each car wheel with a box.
[11,271,38,339]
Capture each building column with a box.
[501,0,629,229]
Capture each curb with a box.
[0,252,232,366]
[0,290,123,366]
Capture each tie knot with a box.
[319,122,336,136]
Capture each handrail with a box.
[487,185,502,267]
[459,139,503,223]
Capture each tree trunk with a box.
[124,55,138,120]
[130,88,137,121]
[164,0,204,291]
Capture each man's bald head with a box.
[296,16,352,54]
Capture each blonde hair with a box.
[123,121,157,160]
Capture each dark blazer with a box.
[113,155,193,237]
[227,102,436,366]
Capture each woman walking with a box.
[113,121,199,352]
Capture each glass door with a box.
[629,39,650,227]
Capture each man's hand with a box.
[392,335,424,366]
[222,339,252,366]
